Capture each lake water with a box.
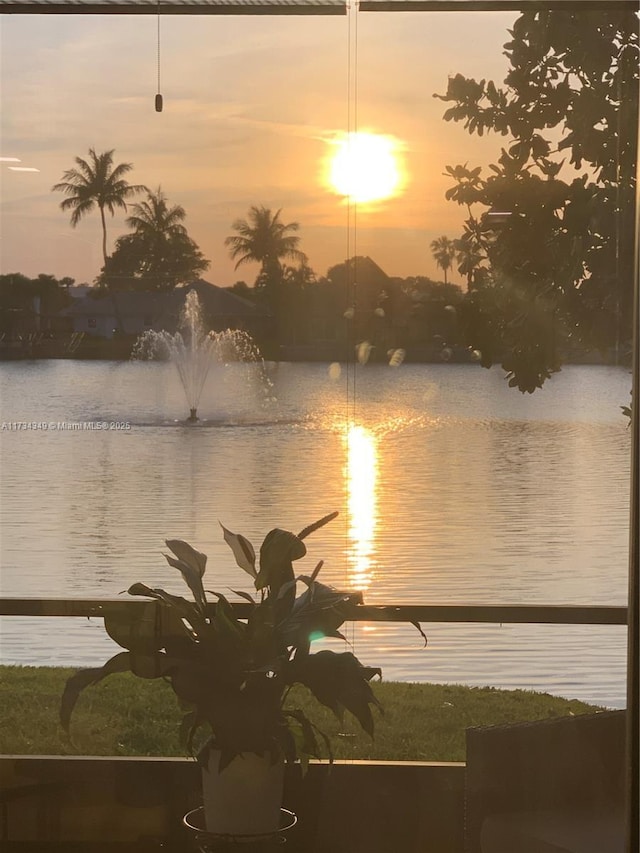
[0,359,632,708]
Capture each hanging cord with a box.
[155,1,163,112]
[344,0,353,568]
[338,0,360,752]
[347,0,360,508]
[347,0,361,429]
[351,0,359,424]
[344,0,358,584]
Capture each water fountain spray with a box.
[132,290,272,422]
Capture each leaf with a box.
[362,666,383,682]
[276,579,298,601]
[165,539,207,577]
[180,709,205,756]
[228,588,256,605]
[323,630,347,642]
[104,601,190,654]
[256,529,305,593]
[210,592,247,642]
[128,583,199,621]
[127,583,207,634]
[104,602,162,654]
[164,552,207,611]
[288,651,382,739]
[283,708,331,769]
[410,620,429,647]
[280,580,360,644]
[309,561,324,582]
[60,651,132,732]
[220,524,257,578]
[297,511,338,541]
[129,651,170,679]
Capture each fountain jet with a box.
[132,290,270,422]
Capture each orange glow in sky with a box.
[0,13,515,286]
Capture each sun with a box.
[327,132,403,204]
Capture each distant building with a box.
[60,279,271,341]
[67,285,93,300]
[276,256,404,361]
[327,255,405,354]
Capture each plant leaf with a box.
[284,709,319,764]
[276,579,298,601]
[278,581,358,645]
[410,620,428,647]
[297,511,338,541]
[228,588,256,605]
[256,529,305,593]
[287,650,382,739]
[127,583,207,634]
[129,651,170,679]
[180,709,205,756]
[104,601,177,654]
[220,524,257,578]
[309,560,324,582]
[164,552,207,611]
[210,592,247,642]
[165,539,207,577]
[60,651,132,732]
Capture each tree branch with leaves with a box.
[435,9,638,392]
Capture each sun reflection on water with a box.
[345,424,378,591]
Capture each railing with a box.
[0,597,628,624]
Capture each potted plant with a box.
[60,511,386,836]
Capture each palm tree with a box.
[225,206,307,348]
[225,206,307,290]
[126,186,187,240]
[454,235,484,289]
[430,236,457,285]
[107,187,209,291]
[52,148,146,267]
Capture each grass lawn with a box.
[0,665,603,761]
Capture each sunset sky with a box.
[1,9,516,287]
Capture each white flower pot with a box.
[201,750,285,836]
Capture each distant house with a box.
[327,256,405,353]
[60,279,271,341]
[67,285,93,300]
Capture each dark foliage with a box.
[436,10,638,391]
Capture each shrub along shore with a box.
[1,666,603,761]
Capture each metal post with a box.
[626,68,640,853]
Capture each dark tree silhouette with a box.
[103,188,209,291]
[52,148,147,332]
[225,206,307,296]
[225,206,307,346]
[435,9,638,392]
[430,236,457,286]
[52,148,146,267]
[0,273,72,336]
